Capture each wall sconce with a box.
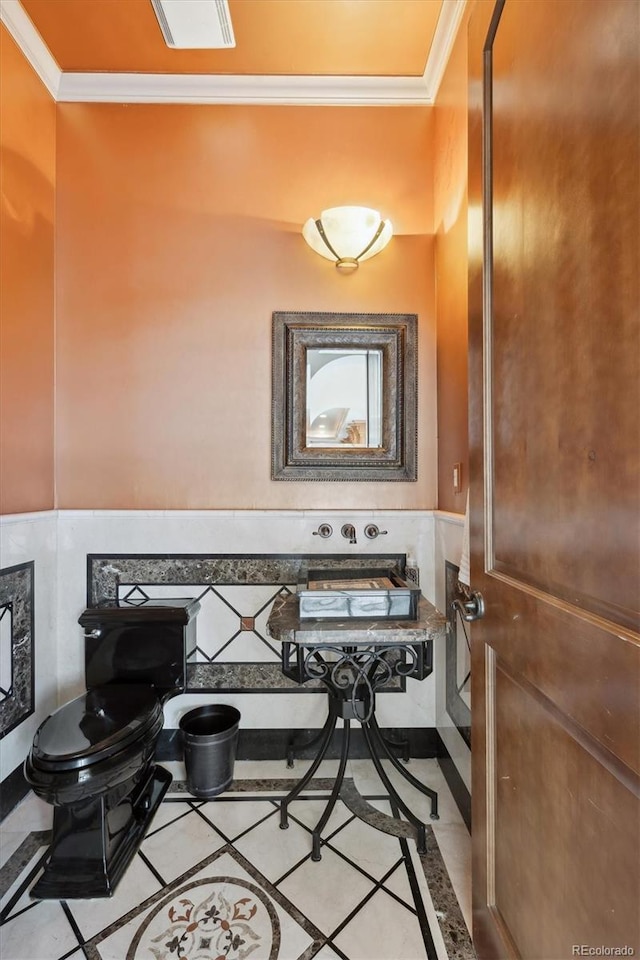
[302,206,393,274]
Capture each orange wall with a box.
[0,26,55,515]
[434,9,471,514]
[56,104,437,509]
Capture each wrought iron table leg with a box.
[361,722,427,855]
[311,719,351,862]
[369,715,439,819]
[280,705,337,830]
[286,719,331,768]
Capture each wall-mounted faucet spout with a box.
[341,524,357,544]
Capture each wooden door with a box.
[468,1,640,956]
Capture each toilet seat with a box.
[31,684,162,772]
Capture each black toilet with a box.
[24,597,200,900]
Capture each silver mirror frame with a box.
[272,311,417,481]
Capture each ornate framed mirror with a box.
[272,312,417,481]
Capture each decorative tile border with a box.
[445,562,471,748]
[0,562,34,739]
[88,554,407,606]
[0,830,50,899]
[418,831,473,960]
[186,661,323,693]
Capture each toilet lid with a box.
[31,684,162,770]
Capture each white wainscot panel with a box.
[376,674,436,727]
[433,511,464,614]
[56,510,437,700]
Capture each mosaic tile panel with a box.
[88,555,409,695]
[0,563,34,739]
[0,605,13,703]
[87,846,322,960]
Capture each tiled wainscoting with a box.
[82,551,448,769]
[1,510,438,775]
[0,510,471,797]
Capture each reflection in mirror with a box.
[306,349,382,448]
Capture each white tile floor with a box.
[0,759,474,960]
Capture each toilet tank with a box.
[79,598,200,698]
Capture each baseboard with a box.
[1,727,472,831]
[156,726,444,762]
[436,735,471,832]
[0,762,29,822]
[159,726,472,827]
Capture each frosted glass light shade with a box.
[302,206,393,273]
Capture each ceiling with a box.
[0,0,466,104]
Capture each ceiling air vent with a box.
[151,0,235,49]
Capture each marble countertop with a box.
[267,592,446,646]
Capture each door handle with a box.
[452,591,485,622]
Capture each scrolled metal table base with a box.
[279,642,439,861]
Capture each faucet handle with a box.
[364,524,388,540]
[312,523,333,539]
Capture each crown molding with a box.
[0,0,61,99]
[57,72,434,106]
[422,0,467,99]
[2,0,466,106]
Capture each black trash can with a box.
[179,704,241,798]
